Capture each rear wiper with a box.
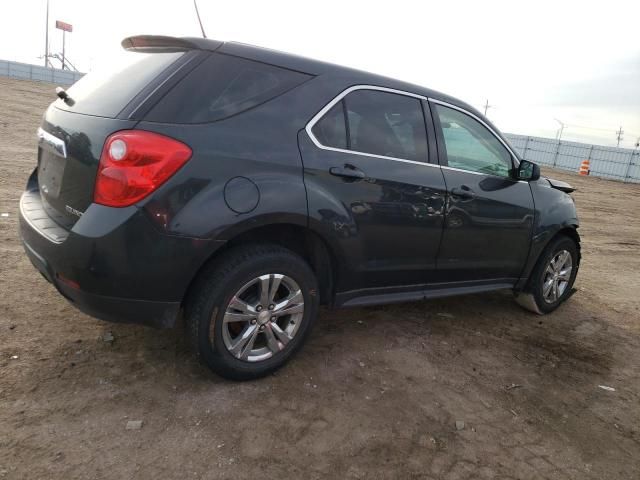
[55,87,75,106]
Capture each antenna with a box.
[193,0,207,38]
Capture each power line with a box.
[563,122,639,138]
[563,123,619,132]
[466,100,639,147]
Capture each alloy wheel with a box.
[542,250,572,303]
[218,274,305,362]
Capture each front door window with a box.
[434,104,512,177]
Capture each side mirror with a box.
[516,160,540,181]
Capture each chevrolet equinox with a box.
[19,36,580,379]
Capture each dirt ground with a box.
[0,77,639,480]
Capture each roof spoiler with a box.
[121,35,223,53]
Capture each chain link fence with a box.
[504,133,640,183]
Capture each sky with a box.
[1,0,639,148]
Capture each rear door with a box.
[430,101,534,283]
[299,87,446,292]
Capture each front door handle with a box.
[451,186,475,199]
[330,164,366,180]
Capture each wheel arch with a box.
[517,223,581,292]
[548,225,581,263]
[181,222,343,310]
[558,225,580,249]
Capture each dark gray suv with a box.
[19,35,580,379]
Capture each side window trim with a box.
[341,98,351,149]
[306,85,432,166]
[429,98,450,168]
[420,99,439,165]
[306,85,520,170]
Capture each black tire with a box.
[185,244,319,380]
[527,235,579,314]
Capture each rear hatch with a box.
[36,47,190,228]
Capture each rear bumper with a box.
[19,180,223,329]
[22,238,181,328]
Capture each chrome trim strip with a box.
[304,144,440,167]
[305,85,436,167]
[304,85,521,172]
[37,127,67,158]
[440,165,528,183]
[440,165,490,177]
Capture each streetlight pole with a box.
[54,20,72,70]
[44,0,49,67]
[62,29,66,70]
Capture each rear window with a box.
[57,51,184,118]
[145,53,311,124]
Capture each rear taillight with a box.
[94,130,192,207]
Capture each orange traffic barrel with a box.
[579,159,590,176]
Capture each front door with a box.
[299,87,447,293]
[430,101,534,283]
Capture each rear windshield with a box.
[144,53,311,124]
[56,51,183,118]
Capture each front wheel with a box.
[185,245,319,380]
[518,235,579,314]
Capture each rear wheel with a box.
[185,244,319,380]
[519,235,579,314]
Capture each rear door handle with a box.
[330,164,366,180]
[451,186,475,199]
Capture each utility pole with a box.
[554,118,566,141]
[616,126,624,147]
[44,0,49,67]
[483,99,491,116]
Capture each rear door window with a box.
[311,89,428,162]
[56,51,184,118]
[146,53,311,123]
